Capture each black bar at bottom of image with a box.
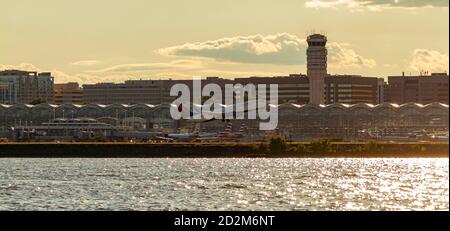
[0,211,448,230]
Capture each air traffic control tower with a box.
[307,34,328,104]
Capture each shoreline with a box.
[0,142,448,158]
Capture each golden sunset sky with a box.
[1,0,448,83]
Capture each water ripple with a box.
[0,158,448,211]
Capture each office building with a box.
[0,70,54,104]
[82,80,171,105]
[325,75,383,104]
[54,82,83,104]
[234,74,310,104]
[387,73,449,104]
[81,74,382,105]
[82,77,234,105]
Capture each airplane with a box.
[218,122,246,140]
[167,124,201,142]
[174,99,267,123]
[165,123,222,141]
[194,122,248,142]
[429,132,449,141]
[152,136,175,142]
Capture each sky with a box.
[0,0,448,84]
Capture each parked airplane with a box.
[429,132,449,141]
[167,122,248,142]
[167,124,201,141]
[152,136,175,142]
[195,122,248,142]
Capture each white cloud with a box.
[0,63,41,72]
[87,59,204,73]
[328,42,377,68]
[1,34,380,84]
[196,69,286,78]
[158,33,305,65]
[305,0,448,11]
[71,60,101,66]
[409,49,449,73]
[0,63,128,84]
[1,60,209,84]
[158,33,376,68]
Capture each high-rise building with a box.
[54,82,83,104]
[377,78,388,104]
[82,80,170,105]
[0,70,54,104]
[325,75,383,104]
[235,74,310,104]
[387,73,449,104]
[307,34,328,104]
[81,74,383,105]
[82,78,233,105]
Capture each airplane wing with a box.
[203,99,267,121]
[175,99,267,122]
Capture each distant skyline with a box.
[1,0,448,84]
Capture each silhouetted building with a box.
[236,74,383,105]
[54,82,83,104]
[81,74,382,105]
[235,75,310,104]
[82,77,233,105]
[325,75,384,104]
[307,34,327,104]
[387,73,449,104]
[82,80,171,105]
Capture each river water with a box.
[0,158,448,210]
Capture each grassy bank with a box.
[0,139,448,158]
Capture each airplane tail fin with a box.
[193,123,201,137]
[235,123,246,137]
[219,121,233,138]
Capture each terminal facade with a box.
[0,102,448,140]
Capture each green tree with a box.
[252,142,268,154]
[364,141,383,152]
[296,143,311,154]
[269,136,287,154]
[309,139,333,154]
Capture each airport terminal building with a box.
[1,102,448,140]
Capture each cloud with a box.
[158,33,376,68]
[87,59,204,73]
[158,33,305,65]
[409,49,449,73]
[305,0,449,10]
[71,60,100,66]
[328,43,377,68]
[0,63,41,72]
[0,63,126,84]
